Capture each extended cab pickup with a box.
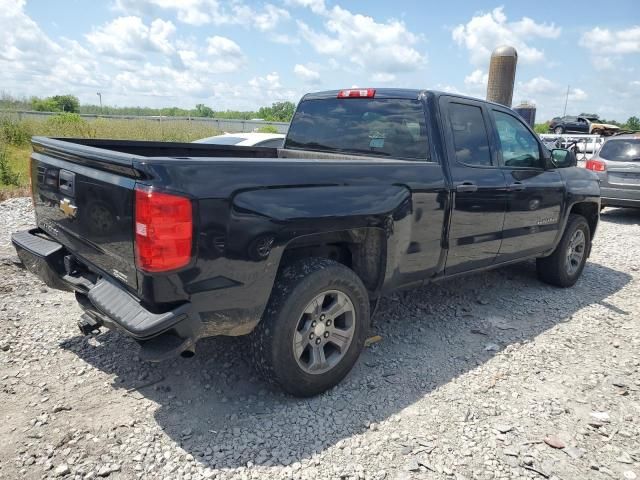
[13,89,600,396]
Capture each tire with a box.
[554,126,564,134]
[249,258,369,397]
[536,214,590,288]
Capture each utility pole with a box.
[562,85,570,116]
[97,92,102,113]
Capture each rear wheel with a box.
[249,258,369,397]
[536,214,590,287]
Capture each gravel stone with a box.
[1,198,640,480]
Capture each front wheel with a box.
[554,126,564,134]
[536,214,590,287]
[249,258,369,397]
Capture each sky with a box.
[1,0,639,121]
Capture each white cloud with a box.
[464,69,488,87]
[580,26,640,68]
[113,0,290,31]
[569,88,587,101]
[580,26,640,55]
[86,16,176,59]
[372,72,396,83]
[293,64,321,83]
[252,4,291,32]
[434,84,463,95]
[249,72,282,90]
[517,76,558,96]
[452,7,560,65]
[206,36,242,57]
[513,77,588,120]
[245,72,300,105]
[294,3,425,77]
[269,33,299,45]
[0,0,62,74]
[285,0,327,15]
[516,77,587,101]
[0,0,276,109]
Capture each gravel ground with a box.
[1,196,639,480]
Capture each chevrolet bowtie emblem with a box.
[60,198,78,218]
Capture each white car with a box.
[193,132,285,148]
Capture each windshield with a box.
[285,98,428,160]
[599,139,640,162]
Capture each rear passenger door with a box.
[563,116,578,132]
[576,117,590,133]
[490,108,564,261]
[439,97,508,275]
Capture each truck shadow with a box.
[600,207,640,225]
[60,259,630,471]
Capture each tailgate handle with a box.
[455,182,478,193]
[59,170,76,196]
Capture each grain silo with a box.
[486,46,518,107]
[513,102,537,128]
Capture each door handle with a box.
[456,182,478,193]
[508,182,525,192]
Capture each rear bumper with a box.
[12,229,201,359]
[601,186,640,208]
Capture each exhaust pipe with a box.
[180,345,196,358]
[78,314,102,335]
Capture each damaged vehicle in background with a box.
[13,88,600,397]
[549,115,620,136]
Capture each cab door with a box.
[490,108,564,261]
[439,97,508,275]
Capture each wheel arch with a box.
[569,201,599,241]
[279,227,387,298]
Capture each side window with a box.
[494,111,542,169]
[449,103,492,167]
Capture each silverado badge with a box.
[60,198,78,218]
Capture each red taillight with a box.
[134,185,192,272]
[586,159,606,172]
[337,88,375,98]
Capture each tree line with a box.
[2,92,638,130]
[0,92,296,122]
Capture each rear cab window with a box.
[285,97,429,160]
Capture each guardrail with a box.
[0,110,290,134]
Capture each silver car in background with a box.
[193,132,285,148]
[586,133,640,209]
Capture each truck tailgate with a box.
[31,137,139,290]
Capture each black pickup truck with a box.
[13,89,600,396]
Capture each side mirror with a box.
[551,148,577,168]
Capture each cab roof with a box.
[300,88,509,109]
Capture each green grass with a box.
[0,144,31,200]
[0,114,222,199]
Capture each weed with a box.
[0,145,21,186]
[257,125,279,134]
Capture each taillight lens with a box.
[134,185,192,272]
[586,159,606,172]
